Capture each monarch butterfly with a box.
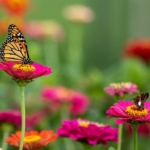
[0,24,32,64]
[133,93,149,110]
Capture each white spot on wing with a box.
[138,100,141,106]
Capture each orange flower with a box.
[0,0,30,16]
[123,39,150,63]
[0,17,25,34]
[6,130,58,150]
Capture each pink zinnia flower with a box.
[126,123,150,137]
[104,82,139,97]
[24,21,65,42]
[41,86,90,115]
[0,110,31,128]
[106,100,150,124]
[70,91,89,115]
[0,62,51,85]
[58,119,118,145]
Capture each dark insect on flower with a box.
[133,93,149,110]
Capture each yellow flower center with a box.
[13,64,35,72]
[24,135,41,143]
[78,119,89,127]
[110,82,133,91]
[125,105,148,117]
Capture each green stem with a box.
[19,86,26,150]
[43,39,60,83]
[132,124,139,150]
[117,124,123,150]
[67,23,84,88]
[2,130,9,150]
[60,105,75,150]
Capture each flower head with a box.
[58,119,118,145]
[70,91,90,115]
[63,5,95,23]
[104,82,139,97]
[0,110,31,128]
[24,21,65,41]
[123,39,150,63]
[41,86,90,115]
[0,18,25,35]
[0,0,30,16]
[6,130,58,150]
[106,100,150,124]
[0,62,52,86]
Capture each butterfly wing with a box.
[133,93,149,110]
[0,39,28,62]
[0,24,32,64]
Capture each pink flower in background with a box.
[104,82,139,97]
[41,86,90,115]
[23,22,44,40]
[63,5,95,23]
[0,62,52,81]
[106,100,150,124]
[124,39,150,63]
[0,110,31,128]
[24,21,65,41]
[126,123,150,137]
[58,119,118,145]
[42,86,71,103]
[70,91,89,115]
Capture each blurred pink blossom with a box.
[41,86,90,115]
[104,82,139,97]
[63,5,95,23]
[126,123,150,137]
[24,21,65,41]
[0,110,31,128]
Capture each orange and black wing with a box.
[0,39,29,63]
[0,24,32,64]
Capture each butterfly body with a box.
[133,93,149,110]
[0,24,32,64]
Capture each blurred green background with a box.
[27,0,128,69]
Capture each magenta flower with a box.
[58,119,118,145]
[104,82,139,97]
[106,100,150,124]
[0,62,52,85]
[70,91,90,115]
[41,86,90,115]
[126,123,150,137]
[0,110,31,128]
